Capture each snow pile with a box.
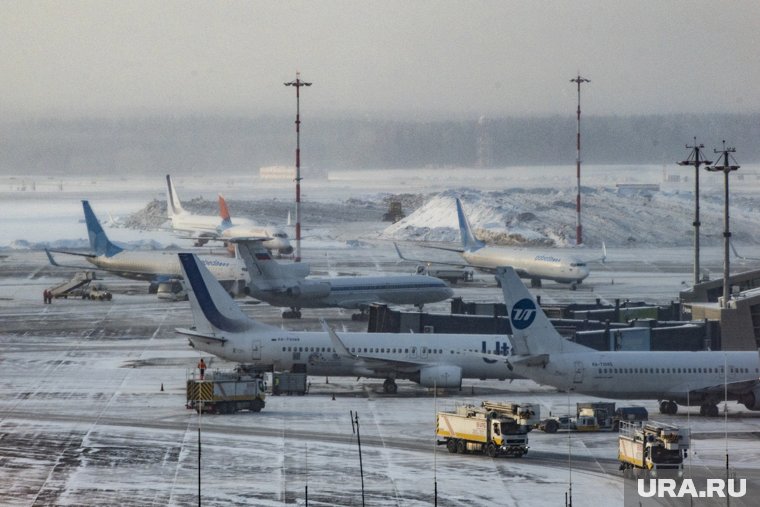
[380,187,760,248]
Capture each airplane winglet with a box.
[320,318,357,359]
[45,248,61,267]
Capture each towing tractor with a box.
[618,420,689,477]
[436,401,539,458]
[186,370,266,414]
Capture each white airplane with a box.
[175,252,515,393]
[497,265,760,417]
[396,197,601,289]
[235,239,453,319]
[47,201,248,296]
[166,174,292,255]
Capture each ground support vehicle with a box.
[416,265,474,285]
[539,402,648,433]
[272,372,308,395]
[49,271,97,299]
[436,401,539,458]
[618,421,689,477]
[186,370,266,414]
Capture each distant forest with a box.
[1,113,758,175]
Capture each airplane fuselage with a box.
[463,247,589,284]
[515,350,760,403]
[247,275,453,309]
[87,251,247,285]
[186,329,514,381]
[171,214,291,253]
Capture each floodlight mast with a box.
[570,75,590,246]
[705,141,740,308]
[677,138,713,286]
[284,72,312,262]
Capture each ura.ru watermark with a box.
[638,478,746,499]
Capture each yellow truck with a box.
[186,370,266,414]
[436,401,539,458]
[618,421,689,476]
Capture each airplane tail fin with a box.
[496,266,591,355]
[218,194,233,228]
[235,239,288,281]
[165,174,185,218]
[178,253,274,334]
[455,198,485,251]
[82,200,123,257]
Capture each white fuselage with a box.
[87,251,246,284]
[463,246,589,284]
[515,350,760,402]
[188,329,514,380]
[170,213,291,253]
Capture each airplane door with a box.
[573,361,584,384]
[251,340,261,361]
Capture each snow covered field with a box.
[2,165,760,505]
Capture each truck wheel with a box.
[486,443,498,458]
[446,440,458,454]
[456,440,467,454]
[544,420,559,433]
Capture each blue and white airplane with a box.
[175,252,515,394]
[46,200,248,296]
[236,239,454,319]
[498,266,760,417]
[397,198,600,289]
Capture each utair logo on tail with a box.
[510,298,537,330]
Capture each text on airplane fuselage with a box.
[534,255,562,263]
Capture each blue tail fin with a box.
[455,198,485,251]
[178,252,274,334]
[82,200,123,257]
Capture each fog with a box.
[2,1,759,119]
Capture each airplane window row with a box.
[282,346,446,355]
[598,366,756,375]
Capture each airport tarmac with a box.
[2,245,760,505]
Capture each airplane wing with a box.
[175,327,228,344]
[320,319,440,373]
[393,243,469,268]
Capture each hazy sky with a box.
[2,1,759,119]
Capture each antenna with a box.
[570,74,590,246]
[284,72,312,263]
[677,138,713,285]
[705,141,740,308]
[350,410,366,507]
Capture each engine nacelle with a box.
[414,365,462,389]
[740,385,760,410]
[285,281,331,299]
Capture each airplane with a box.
[235,239,454,319]
[166,174,292,255]
[175,252,515,394]
[496,265,760,417]
[46,200,248,296]
[395,197,602,289]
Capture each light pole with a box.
[570,75,590,246]
[678,139,713,286]
[705,141,740,308]
[284,72,312,262]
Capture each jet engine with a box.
[285,281,331,299]
[739,385,760,410]
[414,365,462,388]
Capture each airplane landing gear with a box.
[383,378,398,394]
[659,400,678,415]
[530,278,542,288]
[351,308,369,321]
[282,308,302,319]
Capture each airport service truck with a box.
[186,371,266,414]
[618,421,689,476]
[436,401,539,458]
